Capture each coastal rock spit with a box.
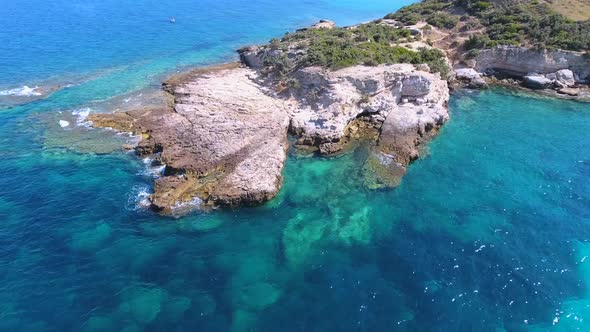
[90,34,449,215]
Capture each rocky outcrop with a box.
[91,21,451,215]
[288,64,433,153]
[523,74,553,89]
[474,46,590,82]
[308,19,335,30]
[283,64,451,158]
[454,68,487,88]
[238,46,265,70]
[91,65,291,215]
[92,62,448,214]
[363,71,449,189]
[458,46,590,99]
[554,69,576,87]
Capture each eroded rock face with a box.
[474,46,590,81]
[287,64,437,153]
[364,71,449,189]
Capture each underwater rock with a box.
[332,206,372,245]
[40,111,130,155]
[95,236,173,274]
[527,241,590,330]
[162,296,192,322]
[118,287,168,325]
[222,252,279,291]
[282,212,329,268]
[193,293,217,316]
[69,222,112,252]
[231,310,257,332]
[84,316,113,332]
[423,280,442,295]
[362,149,406,189]
[119,325,141,332]
[235,282,282,310]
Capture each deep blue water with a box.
[1,0,590,331]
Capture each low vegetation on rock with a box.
[250,22,449,79]
[385,1,457,28]
[385,0,590,52]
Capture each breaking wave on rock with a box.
[0,85,43,97]
[127,184,152,211]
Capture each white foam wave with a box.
[59,120,70,128]
[0,85,42,97]
[139,157,166,178]
[173,197,203,211]
[71,108,93,127]
[127,185,152,211]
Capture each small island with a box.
[90,0,590,215]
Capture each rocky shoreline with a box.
[453,46,590,100]
[90,15,590,216]
[90,23,450,215]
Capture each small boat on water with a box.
[170,16,176,23]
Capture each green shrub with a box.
[464,34,490,50]
[465,49,481,59]
[427,13,459,29]
[418,48,450,78]
[461,21,480,32]
[383,0,590,52]
[469,1,491,13]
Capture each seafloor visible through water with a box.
[1,0,590,331]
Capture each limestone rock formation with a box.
[90,22,452,214]
[364,71,449,189]
[474,46,590,82]
[91,65,291,214]
[523,75,553,89]
[288,64,415,153]
[283,64,450,158]
[454,68,487,88]
[555,69,576,87]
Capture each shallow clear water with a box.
[2,0,590,331]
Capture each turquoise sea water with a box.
[1,0,590,331]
